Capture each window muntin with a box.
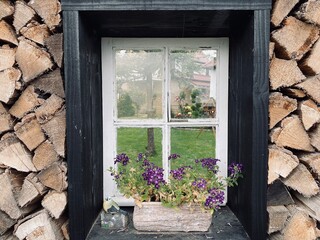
[102,38,229,205]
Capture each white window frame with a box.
[102,38,229,205]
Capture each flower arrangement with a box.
[109,153,243,214]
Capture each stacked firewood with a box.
[268,1,320,239]
[0,0,68,239]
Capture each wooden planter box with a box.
[133,202,213,232]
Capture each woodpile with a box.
[268,1,320,239]
[0,0,68,239]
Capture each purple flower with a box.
[114,153,130,166]
[195,158,220,173]
[170,166,192,180]
[204,188,225,210]
[228,163,243,177]
[168,153,181,160]
[192,178,207,189]
[137,153,144,162]
[142,165,166,189]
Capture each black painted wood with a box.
[61,0,271,11]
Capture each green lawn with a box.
[117,127,216,169]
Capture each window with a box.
[102,38,229,205]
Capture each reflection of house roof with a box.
[192,74,211,87]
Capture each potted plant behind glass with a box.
[109,153,243,232]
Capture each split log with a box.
[0,0,14,20]
[18,173,47,208]
[0,134,36,172]
[0,45,16,72]
[295,75,320,104]
[271,0,299,27]
[45,33,63,68]
[41,191,67,219]
[269,42,275,60]
[16,38,53,83]
[310,124,320,151]
[35,94,64,124]
[0,20,18,46]
[28,0,61,31]
[31,69,65,98]
[296,0,320,26]
[6,169,27,201]
[13,1,35,34]
[269,58,306,90]
[298,99,320,130]
[9,85,42,119]
[294,193,320,222]
[0,103,13,135]
[282,210,318,240]
[0,210,16,235]
[14,210,58,240]
[0,68,21,104]
[271,17,319,60]
[38,162,68,192]
[41,108,66,157]
[300,38,320,75]
[267,205,290,234]
[267,180,294,206]
[269,92,297,129]
[270,115,314,152]
[14,113,46,151]
[299,153,320,179]
[282,164,319,198]
[50,217,66,240]
[61,220,69,240]
[20,21,50,46]
[282,88,306,99]
[268,145,299,184]
[33,140,59,171]
[0,173,22,220]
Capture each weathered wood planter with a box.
[133,202,212,232]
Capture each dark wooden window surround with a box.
[62,1,271,239]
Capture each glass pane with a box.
[170,127,216,172]
[117,127,163,167]
[115,49,163,119]
[170,49,217,119]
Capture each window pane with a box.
[170,127,216,171]
[117,127,163,167]
[170,49,217,119]
[115,49,163,119]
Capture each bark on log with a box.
[0,134,36,172]
[14,113,46,151]
[41,191,67,219]
[13,1,36,34]
[0,210,16,235]
[33,140,59,171]
[298,99,320,131]
[20,21,50,46]
[0,20,18,46]
[282,164,319,198]
[45,33,63,68]
[299,153,320,179]
[271,17,319,60]
[0,173,22,220]
[270,58,306,90]
[16,38,53,83]
[267,205,290,234]
[35,94,64,124]
[31,69,65,98]
[268,145,299,184]
[282,88,306,99]
[0,45,16,72]
[300,39,320,76]
[267,180,294,206]
[18,173,47,208]
[269,92,297,129]
[0,68,21,104]
[9,85,42,119]
[0,0,14,20]
[38,162,67,192]
[310,124,320,151]
[270,115,314,152]
[271,0,299,27]
[296,0,320,26]
[295,75,320,104]
[0,103,13,135]
[28,0,61,31]
[41,108,65,157]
